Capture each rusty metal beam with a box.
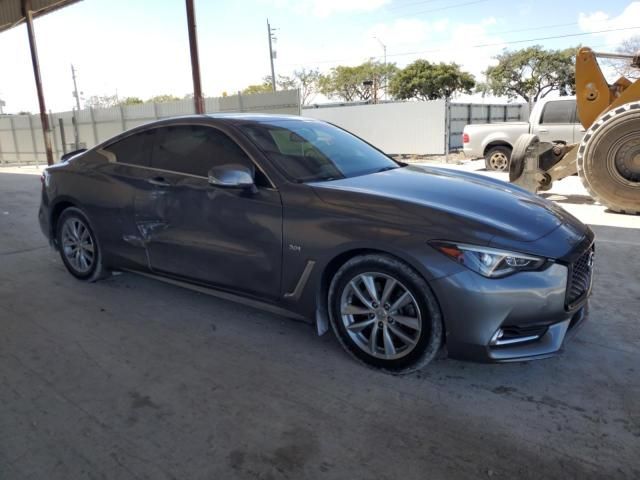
[185,0,204,114]
[22,0,53,166]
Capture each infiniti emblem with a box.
[587,251,595,268]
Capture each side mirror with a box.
[208,164,255,191]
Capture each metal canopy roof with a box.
[0,0,80,33]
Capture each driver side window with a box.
[151,125,250,177]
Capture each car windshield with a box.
[238,119,400,182]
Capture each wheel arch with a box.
[314,247,445,341]
[49,197,79,248]
[483,141,513,157]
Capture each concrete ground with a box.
[0,165,638,480]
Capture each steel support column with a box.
[22,0,54,166]
[185,0,204,114]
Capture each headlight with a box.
[430,241,547,278]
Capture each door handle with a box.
[538,128,549,133]
[147,176,171,187]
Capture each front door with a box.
[534,99,578,144]
[135,124,283,300]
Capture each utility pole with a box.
[71,64,81,112]
[267,19,277,92]
[70,64,81,151]
[374,36,387,100]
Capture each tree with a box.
[482,46,576,103]
[319,60,398,102]
[272,75,297,91]
[292,68,321,105]
[119,96,143,105]
[389,60,475,100]
[242,82,273,95]
[242,75,297,95]
[611,36,640,79]
[148,94,181,103]
[84,95,119,108]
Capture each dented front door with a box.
[134,173,283,300]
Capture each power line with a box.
[488,21,578,37]
[354,0,490,25]
[281,25,640,68]
[383,0,453,12]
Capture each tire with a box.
[509,134,539,183]
[56,207,108,282]
[328,254,443,374]
[577,101,640,214]
[484,145,511,171]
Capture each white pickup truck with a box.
[462,97,585,171]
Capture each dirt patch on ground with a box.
[391,151,469,164]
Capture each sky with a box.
[0,0,639,113]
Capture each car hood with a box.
[311,165,586,245]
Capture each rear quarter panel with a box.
[463,123,528,158]
[46,152,148,269]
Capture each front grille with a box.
[566,246,594,308]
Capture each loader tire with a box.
[509,134,539,183]
[578,102,640,214]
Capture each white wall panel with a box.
[303,101,446,155]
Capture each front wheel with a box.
[328,254,443,373]
[577,101,640,214]
[56,207,108,282]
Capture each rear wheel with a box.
[484,145,511,171]
[56,207,108,281]
[328,254,443,373]
[578,102,640,214]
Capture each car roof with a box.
[206,113,307,123]
[93,113,322,149]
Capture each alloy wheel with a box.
[61,217,95,274]
[340,272,422,360]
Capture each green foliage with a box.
[483,45,577,103]
[389,60,475,100]
[319,60,398,102]
[84,95,119,108]
[119,96,143,105]
[243,75,299,95]
[293,68,322,105]
[273,75,297,91]
[242,82,273,95]
[148,94,181,103]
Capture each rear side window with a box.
[104,130,153,166]
[540,100,576,124]
[151,125,252,177]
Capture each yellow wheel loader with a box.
[509,47,640,214]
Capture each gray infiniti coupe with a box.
[39,114,594,372]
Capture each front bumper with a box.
[430,262,591,363]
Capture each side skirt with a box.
[121,268,309,323]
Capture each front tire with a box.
[56,207,107,282]
[328,254,443,373]
[577,102,640,214]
